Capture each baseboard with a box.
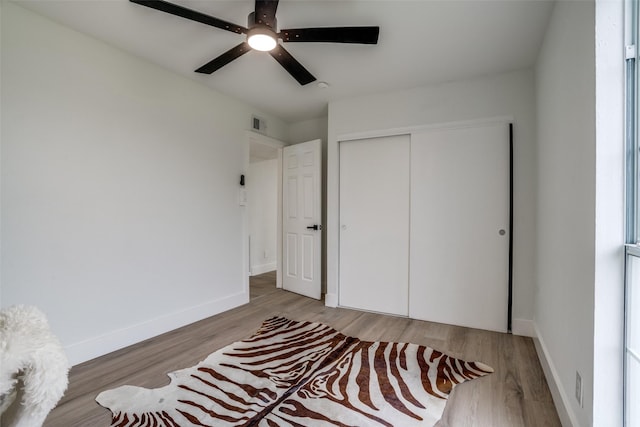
[324,292,338,307]
[532,323,580,427]
[250,262,276,276]
[64,291,249,366]
[512,318,535,337]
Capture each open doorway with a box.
[247,131,284,294]
[249,271,278,301]
[244,132,323,301]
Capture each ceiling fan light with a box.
[247,29,277,51]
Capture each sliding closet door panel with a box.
[339,135,410,316]
[409,124,509,332]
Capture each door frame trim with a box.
[336,116,514,142]
[330,117,514,331]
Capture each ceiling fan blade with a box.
[130,0,247,34]
[195,42,251,74]
[269,45,316,86]
[280,27,380,44]
[254,0,279,29]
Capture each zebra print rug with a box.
[96,317,493,426]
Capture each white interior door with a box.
[282,140,322,299]
[339,135,410,316]
[409,123,510,332]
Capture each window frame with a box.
[625,1,639,425]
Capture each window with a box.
[626,1,640,425]
[626,251,640,426]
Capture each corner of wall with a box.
[532,322,580,427]
[511,318,535,337]
[250,263,277,276]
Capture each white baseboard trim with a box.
[532,323,580,427]
[250,262,277,276]
[64,291,249,366]
[512,318,535,337]
[324,292,338,307]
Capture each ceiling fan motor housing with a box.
[247,12,278,51]
[248,11,277,32]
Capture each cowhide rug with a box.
[96,316,493,426]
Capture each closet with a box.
[339,134,411,316]
[338,122,510,333]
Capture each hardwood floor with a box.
[43,271,561,426]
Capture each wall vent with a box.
[251,115,267,133]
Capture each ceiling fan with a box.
[130,0,380,85]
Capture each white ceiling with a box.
[14,0,555,123]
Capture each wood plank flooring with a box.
[42,271,561,426]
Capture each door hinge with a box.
[626,44,637,60]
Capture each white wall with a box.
[0,1,3,309]
[535,3,595,426]
[248,159,278,275]
[535,1,624,426]
[0,3,288,365]
[288,117,328,146]
[326,69,537,332]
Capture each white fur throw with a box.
[0,305,70,427]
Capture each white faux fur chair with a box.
[0,305,70,427]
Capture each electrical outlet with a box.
[575,371,583,407]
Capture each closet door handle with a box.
[306,225,322,231]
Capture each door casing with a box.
[333,118,513,332]
[245,131,285,293]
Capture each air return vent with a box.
[252,115,266,133]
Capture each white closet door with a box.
[339,135,410,316]
[409,124,509,333]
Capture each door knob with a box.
[307,225,322,231]
[499,229,506,236]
